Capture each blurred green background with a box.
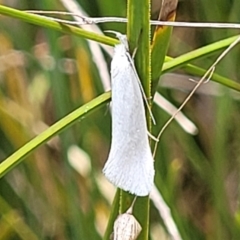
[1,0,240,239]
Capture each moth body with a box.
[103,33,154,196]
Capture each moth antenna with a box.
[126,52,156,125]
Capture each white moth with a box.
[103,32,154,196]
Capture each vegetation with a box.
[0,0,240,239]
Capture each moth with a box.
[103,32,155,196]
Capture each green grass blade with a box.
[163,56,240,91]
[161,35,240,91]
[0,92,110,178]
[0,5,117,46]
[151,1,178,88]
[104,0,152,239]
[182,64,240,91]
[127,1,151,240]
[0,196,39,240]
[103,189,120,240]
[163,35,240,73]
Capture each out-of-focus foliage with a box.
[0,0,240,239]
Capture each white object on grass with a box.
[113,197,141,240]
[103,32,154,196]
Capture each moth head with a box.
[105,30,129,51]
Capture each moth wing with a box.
[103,45,154,196]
